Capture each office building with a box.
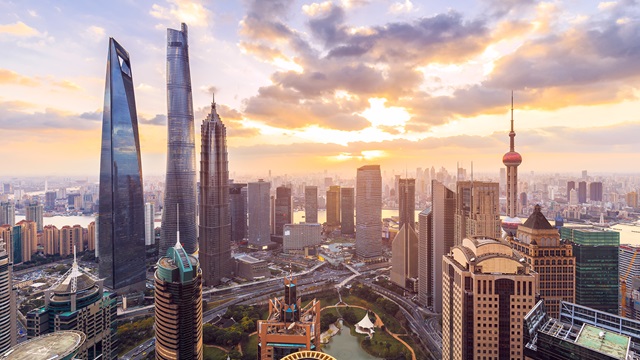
[390,223,418,291]
[524,300,640,359]
[442,236,538,360]
[508,205,575,318]
[454,181,501,245]
[98,37,146,293]
[356,165,382,260]
[304,186,318,224]
[431,180,456,313]
[560,225,619,314]
[502,94,523,236]
[567,181,576,201]
[199,97,232,286]
[144,203,155,246]
[45,191,56,211]
[161,23,198,255]
[274,186,292,236]
[248,180,271,247]
[283,223,322,254]
[229,182,247,242]
[235,255,269,280]
[620,245,640,318]
[589,181,603,202]
[257,277,321,359]
[340,187,355,235]
[0,331,85,360]
[326,185,340,227]
[398,178,415,229]
[417,208,433,307]
[26,253,117,359]
[154,238,203,360]
[0,203,14,227]
[26,202,43,232]
[0,238,16,354]
[578,181,587,204]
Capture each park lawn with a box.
[361,329,412,359]
[241,334,258,359]
[342,295,406,334]
[203,346,228,360]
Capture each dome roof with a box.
[503,151,522,166]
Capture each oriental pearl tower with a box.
[501,93,522,236]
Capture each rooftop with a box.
[575,324,630,359]
[0,331,85,360]
[522,204,554,230]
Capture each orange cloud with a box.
[0,69,39,86]
[0,21,40,37]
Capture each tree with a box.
[320,313,339,332]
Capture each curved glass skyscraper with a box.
[98,38,146,293]
[161,23,198,255]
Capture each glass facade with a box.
[198,100,232,286]
[161,23,198,255]
[356,165,382,259]
[98,38,146,292]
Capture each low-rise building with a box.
[235,255,270,280]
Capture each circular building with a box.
[0,330,85,360]
[281,351,337,360]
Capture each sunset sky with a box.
[1,0,639,177]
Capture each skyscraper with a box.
[154,237,203,360]
[27,252,117,359]
[398,178,415,229]
[161,23,197,255]
[199,98,232,286]
[248,180,271,247]
[431,180,455,313]
[508,205,575,318]
[417,208,433,307]
[454,181,501,245]
[356,165,382,260]
[98,38,146,293]
[0,203,14,227]
[304,186,318,224]
[502,94,523,236]
[577,181,587,203]
[566,180,576,200]
[0,238,17,354]
[340,187,355,235]
[229,182,247,242]
[45,191,56,211]
[589,181,603,202]
[144,203,155,246]
[274,186,292,236]
[326,185,341,227]
[442,237,538,360]
[25,202,43,232]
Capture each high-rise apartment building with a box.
[15,220,36,263]
[356,165,382,260]
[560,225,619,314]
[274,186,292,236]
[398,178,415,229]
[87,222,95,252]
[144,203,155,246]
[229,182,247,242]
[161,23,198,255]
[0,203,14,227]
[326,185,341,227]
[154,239,203,360]
[26,202,43,232]
[340,187,355,235]
[199,98,232,286]
[27,254,117,359]
[578,181,587,203]
[42,225,59,255]
[442,236,538,360]
[98,38,146,293]
[45,191,56,211]
[417,208,433,307]
[454,181,501,245]
[304,186,318,224]
[431,180,456,313]
[0,238,16,354]
[508,205,575,318]
[248,180,271,247]
[589,181,603,202]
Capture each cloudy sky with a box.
[1,0,639,177]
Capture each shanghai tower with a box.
[161,23,198,255]
[199,96,232,286]
[98,38,146,293]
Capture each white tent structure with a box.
[355,313,375,336]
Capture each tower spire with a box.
[175,203,182,249]
[509,90,515,152]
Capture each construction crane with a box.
[621,248,639,318]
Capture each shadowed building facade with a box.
[161,23,198,255]
[326,185,340,228]
[454,181,501,246]
[98,38,146,293]
[391,178,418,290]
[274,186,292,236]
[229,182,247,242]
[340,187,354,235]
[154,239,203,360]
[199,98,232,286]
[0,238,16,354]
[356,165,382,260]
[248,180,271,247]
[304,186,318,224]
